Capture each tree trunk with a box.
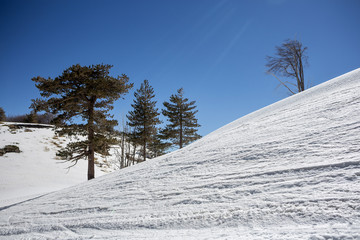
[120,130,125,169]
[126,140,132,167]
[143,140,146,162]
[299,55,305,91]
[143,122,147,162]
[87,97,96,180]
[131,144,136,165]
[179,108,183,149]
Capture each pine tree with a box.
[25,111,38,123]
[148,128,170,158]
[162,88,201,149]
[31,64,133,180]
[127,80,161,162]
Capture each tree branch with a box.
[268,72,296,95]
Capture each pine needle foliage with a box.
[148,128,171,158]
[161,88,201,149]
[127,80,161,162]
[31,64,133,180]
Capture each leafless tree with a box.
[266,39,308,94]
[113,123,141,169]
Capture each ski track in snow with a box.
[0,69,360,239]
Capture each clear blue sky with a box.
[1,0,359,136]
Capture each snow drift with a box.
[0,69,360,239]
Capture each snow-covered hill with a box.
[0,123,111,206]
[1,69,360,239]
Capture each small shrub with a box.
[0,145,21,156]
[4,145,20,153]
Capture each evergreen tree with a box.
[31,64,133,180]
[148,128,170,158]
[25,111,38,123]
[0,107,5,121]
[127,80,161,162]
[162,88,201,149]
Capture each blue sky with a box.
[0,0,359,136]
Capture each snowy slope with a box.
[0,123,108,206]
[0,69,360,239]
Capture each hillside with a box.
[1,68,360,239]
[0,123,112,207]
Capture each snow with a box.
[0,123,107,207]
[1,68,360,239]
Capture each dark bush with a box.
[0,107,5,121]
[0,145,20,156]
[6,113,55,124]
[6,114,27,123]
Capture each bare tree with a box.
[112,123,142,169]
[266,39,308,94]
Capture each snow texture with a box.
[0,69,360,239]
[0,123,107,206]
